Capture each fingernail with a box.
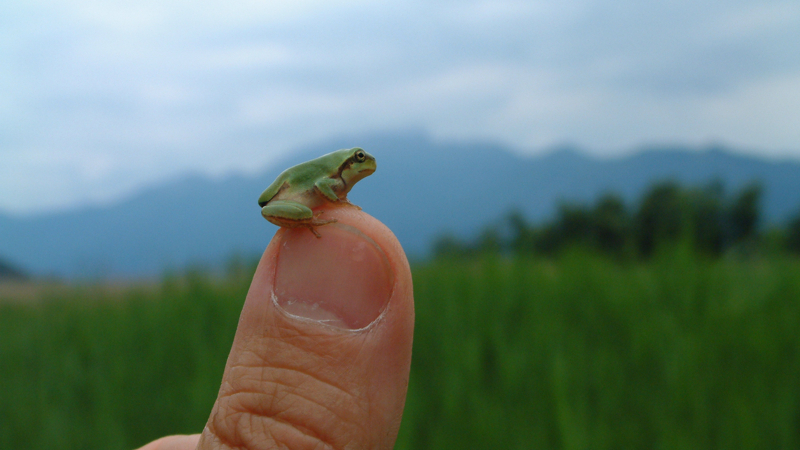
[272,223,394,330]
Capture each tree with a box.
[506,209,536,254]
[432,234,472,258]
[634,182,688,256]
[591,194,630,256]
[689,181,725,256]
[727,183,762,244]
[476,225,503,254]
[554,202,593,248]
[786,213,800,255]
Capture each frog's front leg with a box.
[315,178,362,209]
[261,200,337,238]
[314,178,341,202]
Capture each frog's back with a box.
[258,170,288,206]
[258,153,338,206]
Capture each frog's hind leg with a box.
[307,225,323,238]
[262,200,338,238]
[307,210,338,238]
[262,200,313,222]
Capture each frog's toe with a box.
[339,198,362,210]
[311,217,337,227]
[311,210,337,225]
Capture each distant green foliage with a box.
[399,252,800,449]
[2,251,800,449]
[433,180,784,259]
[787,213,800,255]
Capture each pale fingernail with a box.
[272,223,393,330]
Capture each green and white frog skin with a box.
[258,147,376,237]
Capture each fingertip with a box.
[251,203,414,333]
[206,204,414,449]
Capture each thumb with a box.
[197,205,415,450]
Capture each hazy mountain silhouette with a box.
[0,256,27,281]
[2,132,799,278]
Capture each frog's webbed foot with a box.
[339,198,362,210]
[311,210,338,223]
[307,211,338,238]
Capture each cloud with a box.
[1,0,799,213]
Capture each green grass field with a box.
[2,249,799,449]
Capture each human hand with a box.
[137,205,414,450]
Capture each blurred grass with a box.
[2,249,800,449]
[0,268,248,450]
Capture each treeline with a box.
[434,180,800,259]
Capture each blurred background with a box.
[2,1,800,449]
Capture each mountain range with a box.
[2,132,800,279]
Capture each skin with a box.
[258,147,377,237]
[136,204,414,450]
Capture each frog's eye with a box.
[354,150,367,162]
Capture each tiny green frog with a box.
[258,147,376,237]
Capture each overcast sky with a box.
[2,0,799,214]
